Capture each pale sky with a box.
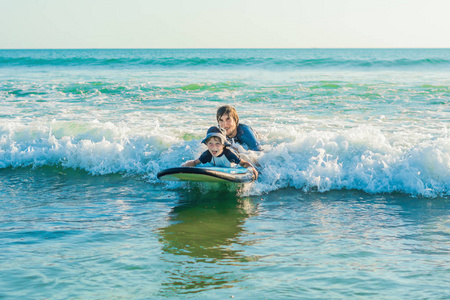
[1,0,449,49]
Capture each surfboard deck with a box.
[157,166,255,183]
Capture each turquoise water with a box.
[1,49,449,298]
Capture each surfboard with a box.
[157,166,255,183]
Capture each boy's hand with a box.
[182,159,198,167]
[251,166,258,180]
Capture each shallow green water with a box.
[1,48,450,298]
[1,167,448,299]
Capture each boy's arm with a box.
[183,150,211,167]
[182,159,201,167]
[239,160,258,180]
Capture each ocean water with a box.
[1,49,449,299]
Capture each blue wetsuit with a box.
[228,124,262,151]
[199,148,241,167]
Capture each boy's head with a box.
[202,126,227,145]
[204,136,225,157]
[202,127,228,157]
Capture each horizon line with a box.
[1,47,450,51]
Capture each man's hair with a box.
[216,105,239,125]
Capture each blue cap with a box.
[201,126,228,145]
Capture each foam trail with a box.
[252,126,450,197]
[1,120,449,198]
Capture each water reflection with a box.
[157,184,258,295]
[159,186,258,260]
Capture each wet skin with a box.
[206,138,224,157]
[218,114,237,138]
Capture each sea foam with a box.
[1,120,449,198]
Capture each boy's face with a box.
[206,137,224,157]
[218,114,237,138]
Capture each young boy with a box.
[182,127,258,179]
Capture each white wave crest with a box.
[1,121,449,198]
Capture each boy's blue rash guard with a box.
[228,124,262,151]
